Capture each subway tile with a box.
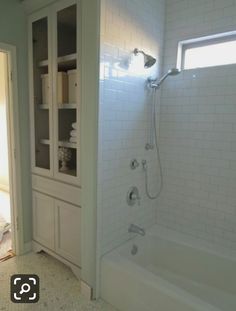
[98,0,165,254]
[159,0,236,255]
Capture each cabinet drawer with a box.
[32,174,81,206]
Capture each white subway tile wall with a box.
[98,0,165,255]
[158,0,236,257]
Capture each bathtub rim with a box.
[101,249,222,311]
[101,224,236,311]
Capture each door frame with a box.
[0,42,24,255]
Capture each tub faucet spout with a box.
[128,224,145,236]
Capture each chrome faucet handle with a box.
[130,192,141,205]
[130,159,140,170]
[127,186,141,206]
[128,224,146,236]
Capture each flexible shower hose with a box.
[143,88,163,199]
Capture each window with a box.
[177,31,236,70]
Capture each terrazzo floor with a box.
[0,251,117,311]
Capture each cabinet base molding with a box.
[32,241,81,280]
[81,280,93,300]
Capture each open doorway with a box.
[0,44,23,261]
[0,51,13,261]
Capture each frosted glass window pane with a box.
[184,41,236,69]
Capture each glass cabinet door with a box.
[54,3,79,182]
[31,15,52,173]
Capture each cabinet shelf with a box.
[39,53,76,69]
[58,103,77,109]
[59,169,76,176]
[58,141,77,148]
[39,104,49,109]
[38,104,77,110]
[40,139,51,145]
[38,103,77,110]
[58,53,76,64]
[38,59,49,67]
[40,139,77,149]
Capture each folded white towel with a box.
[69,137,77,143]
[72,123,77,129]
[70,130,77,137]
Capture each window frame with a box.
[177,31,236,70]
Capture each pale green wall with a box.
[0,0,31,243]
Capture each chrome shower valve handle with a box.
[127,186,141,206]
[130,159,140,170]
[130,192,141,206]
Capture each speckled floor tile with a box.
[0,252,117,311]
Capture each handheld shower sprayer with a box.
[148,68,181,89]
[143,67,181,200]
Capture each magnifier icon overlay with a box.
[19,283,31,295]
[11,274,40,303]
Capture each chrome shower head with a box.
[143,53,156,68]
[134,48,156,68]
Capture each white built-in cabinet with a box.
[29,0,81,277]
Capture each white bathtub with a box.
[101,225,236,311]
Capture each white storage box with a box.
[41,72,68,105]
[41,74,49,105]
[68,69,77,103]
[57,72,68,104]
